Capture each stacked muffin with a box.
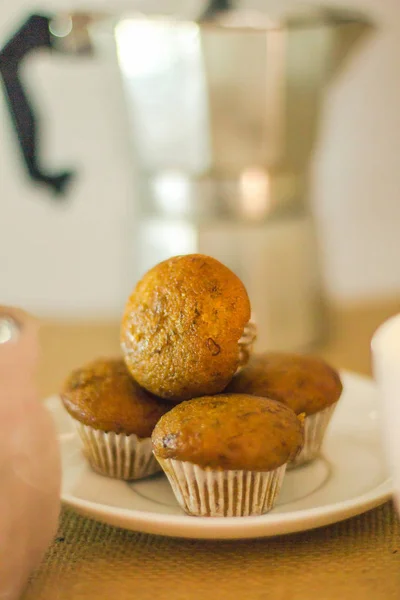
[61,254,342,517]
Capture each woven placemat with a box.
[24,503,400,600]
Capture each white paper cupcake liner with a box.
[156,457,286,517]
[289,402,338,468]
[74,421,161,480]
[237,319,257,371]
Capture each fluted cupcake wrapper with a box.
[74,421,161,480]
[237,319,257,371]
[156,458,286,517]
[289,402,338,468]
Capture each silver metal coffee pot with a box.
[113,3,371,350]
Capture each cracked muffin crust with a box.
[225,353,343,416]
[61,358,171,437]
[121,254,251,403]
[152,394,303,471]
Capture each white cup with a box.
[371,314,400,511]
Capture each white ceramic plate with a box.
[47,371,392,540]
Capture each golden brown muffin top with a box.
[121,254,251,403]
[225,353,342,416]
[61,358,171,437]
[152,394,303,471]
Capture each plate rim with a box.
[61,479,392,539]
[50,370,393,539]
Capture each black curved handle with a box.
[200,0,235,21]
[0,15,74,197]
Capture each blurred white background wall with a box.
[1,0,400,317]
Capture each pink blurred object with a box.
[0,307,61,600]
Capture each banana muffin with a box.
[61,358,171,480]
[226,353,343,466]
[152,394,303,517]
[121,254,255,403]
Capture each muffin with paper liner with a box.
[225,353,343,467]
[121,254,256,403]
[152,394,303,517]
[61,358,171,480]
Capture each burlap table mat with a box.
[24,503,400,600]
